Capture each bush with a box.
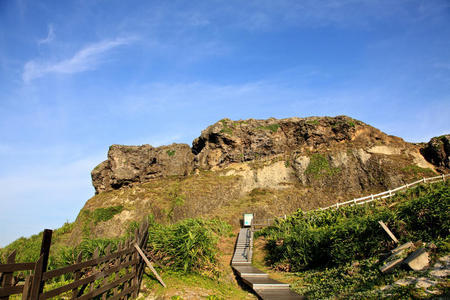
[147,218,231,275]
[257,181,450,271]
[258,205,396,270]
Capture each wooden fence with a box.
[251,173,449,230]
[0,219,150,300]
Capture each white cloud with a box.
[23,37,134,82]
[38,24,55,45]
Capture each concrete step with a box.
[255,289,305,300]
[232,266,269,277]
[241,276,290,290]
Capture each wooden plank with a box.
[0,263,35,273]
[39,258,138,300]
[134,243,166,288]
[30,254,45,300]
[0,250,16,300]
[378,221,399,243]
[0,286,24,297]
[71,252,83,300]
[21,275,32,300]
[43,248,134,280]
[76,273,134,300]
[109,284,137,300]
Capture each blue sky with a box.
[1,0,449,246]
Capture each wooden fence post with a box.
[30,229,52,300]
[0,250,16,300]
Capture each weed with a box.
[167,149,176,157]
[256,124,280,133]
[306,120,319,126]
[91,206,124,225]
[401,165,434,176]
[304,153,340,179]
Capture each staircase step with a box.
[255,289,305,300]
[241,276,290,290]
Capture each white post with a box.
[423,177,427,183]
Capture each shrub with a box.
[147,218,231,274]
[257,181,450,271]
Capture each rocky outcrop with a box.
[91,116,442,194]
[92,143,194,193]
[421,135,450,172]
[192,116,408,169]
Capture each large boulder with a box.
[92,143,194,193]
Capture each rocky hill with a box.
[70,116,447,244]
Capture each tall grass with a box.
[147,218,231,275]
[257,181,450,271]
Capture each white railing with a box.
[318,173,449,211]
[251,173,448,229]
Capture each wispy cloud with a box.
[38,24,55,45]
[23,37,134,82]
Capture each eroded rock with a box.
[92,143,194,193]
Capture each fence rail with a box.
[0,219,150,300]
[251,173,449,230]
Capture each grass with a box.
[256,124,279,133]
[401,164,434,177]
[220,119,234,135]
[254,180,450,298]
[140,271,254,299]
[167,149,176,156]
[304,153,340,179]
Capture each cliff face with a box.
[92,143,194,194]
[75,116,445,243]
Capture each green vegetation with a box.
[304,153,340,179]
[167,149,176,156]
[256,181,450,298]
[141,271,250,299]
[347,120,356,127]
[147,217,231,276]
[91,205,124,224]
[306,119,320,126]
[256,123,280,133]
[220,119,234,135]
[401,164,434,176]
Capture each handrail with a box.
[251,173,448,229]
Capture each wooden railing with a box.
[251,173,449,230]
[0,219,150,300]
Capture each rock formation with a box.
[92,116,442,194]
[79,116,447,241]
[92,143,194,193]
[421,135,450,172]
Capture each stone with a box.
[421,134,450,171]
[92,143,195,193]
[404,248,429,271]
[90,116,446,195]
